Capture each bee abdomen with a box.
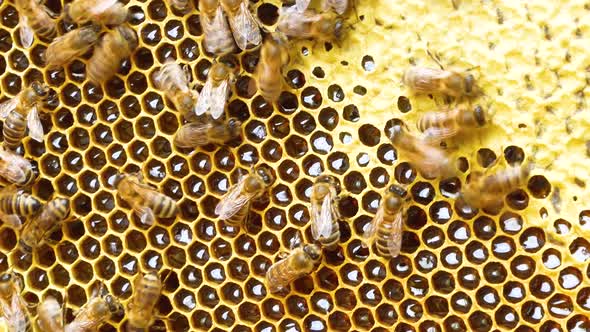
[319,220,340,250]
[0,194,41,216]
[46,198,70,220]
[149,194,178,218]
[223,204,249,227]
[376,220,394,256]
[3,112,26,150]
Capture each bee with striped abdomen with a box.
[310,175,341,251]
[215,165,275,228]
[417,104,487,143]
[37,296,64,331]
[362,184,407,258]
[87,24,138,85]
[265,242,322,293]
[153,60,199,120]
[44,24,101,69]
[65,284,122,332]
[461,163,532,210]
[0,272,32,332]
[115,172,179,226]
[64,0,128,26]
[18,198,70,254]
[199,0,236,55]
[278,6,344,43]
[0,147,37,187]
[389,123,456,180]
[173,118,242,148]
[0,185,41,230]
[15,0,57,48]
[254,33,290,104]
[219,0,261,50]
[402,66,481,99]
[0,81,51,150]
[126,272,162,331]
[194,62,234,120]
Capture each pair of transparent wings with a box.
[0,98,44,142]
[362,205,403,257]
[225,0,262,51]
[215,174,257,220]
[194,76,229,120]
[0,293,28,332]
[310,189,338,241]
[126,180,159,226]
[0,186,25,230]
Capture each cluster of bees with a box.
[0,0,357,330]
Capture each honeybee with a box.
[166,0,194,14]
[64,0,128,26]
[44,25,101,69]
[461,163,532,210]
[199,0,236,55]
[417,104,487,142]
[65,285,121,332]
[215,165,275,227]
[310,175,341,251]
[0,272,31,332]
[37,296,64,331]
[219,0,261,50]
[265,242,322,293]
[15,0,57,48]
[115,172,179,226]
[126,272,162,331]
[402,66,481,98]
[0,185,42,230]
[362,184,407,258]
[254,33,290,103]
[18,197,69,253]
[194,62,233,120]
[87,24,138,85]
[153,60,199,119]
[0,147,37,187]
[0,81,51,150]
[389,124,456,179]
[277,6,344,42]
[174,118,242,148]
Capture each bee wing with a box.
[19,15,34,48]
[208,79,229,120]
[193,79,213,117]
[27,106,44,142]
[296,0,311,12]
[214,176,255,220]
[311,194,334,240]
[387,210,404,258]
[0,99,17,120]
[136,206,155,226]
[0,157,26,185]
[227,1,261,50]
[361,205,383,247]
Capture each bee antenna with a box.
[426,43,444,70]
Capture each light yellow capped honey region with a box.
[0,0,588,330]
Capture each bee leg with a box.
[426,45,445,70]
[451,0,460,10]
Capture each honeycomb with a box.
[0,0,590,330]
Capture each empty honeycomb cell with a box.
[407,274,429,298]
[519,227,545,253]
[422,226,445,249]
[80,236,100,259]
[504,145,525,165]
[506,189,529,210]
[558,266,582,290]
[67,61,86,83]
[476,148,497,168]
[499,212,523,234]
[465,241,488,264]
[262,140,283,162]
[342,104,360,122]
[569,237,590,262]
[491,235,516,260]
[448,220,470,244]
[3,73,21,95]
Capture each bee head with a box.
[226,118,243,139]
[209,62,231,81]
[104,294,123,314]
[303,244,322,261]
[255,165,276,187]
[118,25,138,49]
[31,81,49,97]
[333,18,344,40]
[473,105,486,127]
